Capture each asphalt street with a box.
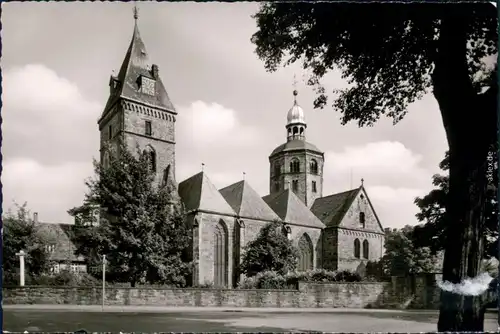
[3,306,499,332]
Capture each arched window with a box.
[362,240,369,259]
[149,150,156,172]
[360,212,366,228]
[102,151,110,169]
[299,127,304,135]
[290,159,300,173]
[354,238,361,259]
[233,221,242,288]
[298,234,314,271]
[293,126,298,135]
[310,159,318,174]
[144,146,157,173]
[213,220,228,287]
[274,163,281,176]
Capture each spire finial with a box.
[201,163,205,172]
[292,74,298,104]
[243,172,246,180]
[361,178,364,186]
[133,3,139,21]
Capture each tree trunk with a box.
[432,14,497,332]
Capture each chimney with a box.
[33,212,39,223]
[152,64,159,79]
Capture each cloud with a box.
[2,64,101,222]
[176,101,261,148]
[324,141,434,228]
[2,64,102,165]
[2,158,92,223]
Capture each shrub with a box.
[237,269,362,289]
[240,221,298,277]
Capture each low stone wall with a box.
[2,274,444,309]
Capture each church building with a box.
[98,13,385,287]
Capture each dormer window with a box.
[140,76,155,96]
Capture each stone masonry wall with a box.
[336,188,384,272]
[197,212,236,287]
[2,275,446,309]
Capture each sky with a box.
[1,2,449,228]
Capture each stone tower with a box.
[269,89,324,208]
[97,9,177,187]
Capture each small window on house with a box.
[292,180,299,192]
[108,125,112,140]
[145,120,152,136]
[312,181,317,193]
[360,212,366,228]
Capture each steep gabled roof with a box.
[100,21,175,121]
[219,180,280,221]
[35,222,84,262]
[311,188,360,227]
[178,172,235,216]
[262,189,325,229]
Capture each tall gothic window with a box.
[362,239,369,259]
[290,159,300,173]
[354,238,361,259]
[297,234,313,271]
[213,221,228,287]
[233,221,242,288]
[310,159,318,174]
[148,150,156,172]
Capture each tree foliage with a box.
[413,150,498,259]
[3,203,51,284]
[381,226,439,277]
[240,221,298,277]
[251,3,497,331]
[69,141,191,287]
[252,3,496,126]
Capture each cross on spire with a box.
[361,178,364,186]
[133,3,139,21]
[243,172,246,180]
[292,74,298,104]
[201,163,205,172]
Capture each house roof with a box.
[311,187,360,227]
[219,180,280,221]
[36,222,84,262]
[100,20,175,121]
[262,189,325,229]
[270,139,323,157]
[178,172,236,216]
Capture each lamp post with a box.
[15,250,26,286]
[102,255,106,311]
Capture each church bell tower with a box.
[97,6,177,188]
[268,84,324,208]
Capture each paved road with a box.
[3,306,499,332]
